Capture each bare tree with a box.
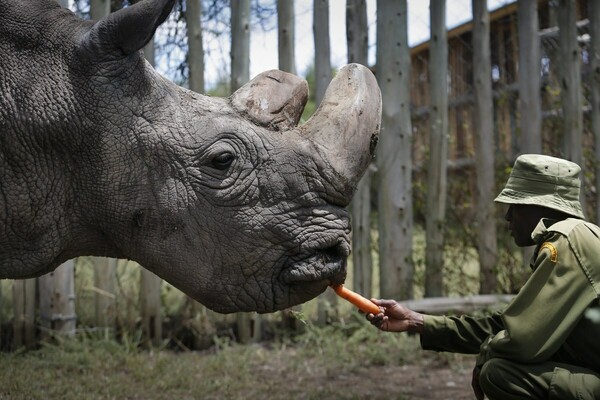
[376,0,414,300]
[231,0,250,93]
[277,0,295,74]
[187,0,204,94]
[346,0,372,299]
[518,0,541,154]
[425,0,448,298]
[231,0,252,343]
[314,0,336,326]
[557,1,583,172]
[90,0,117,334]
[472,0,498,294]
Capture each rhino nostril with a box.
[320,241,350,260]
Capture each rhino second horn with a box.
[230,70,309,132]
[298,63,382,190]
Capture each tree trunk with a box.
[94,258,116,332]
[12,279,36,349]
[346,0,372,300]
[90,0,110,20]
[472,1,498,294]
[277,0,296,74]
[37,0,77,342]
[425,0,448,298]
[557,0,583,181]
[89,0,116,336]
[39,260,76,338]
[376,0,414,300]
[517,0,541,154]
[313,0,337,326]
[187,0,204,94]
[184,0,217,350]
[591,0,600,224]
[231,0,253,344]
[231,0,251,93]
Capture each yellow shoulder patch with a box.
[540,242,558,263]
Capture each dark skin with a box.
[367,203,573,400]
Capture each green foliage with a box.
[0,318,471,400]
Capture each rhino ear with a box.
[230,70,309,132]
[81,0,175,57]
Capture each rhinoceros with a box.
[0,0,381,313]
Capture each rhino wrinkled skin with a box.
[0,0,381,313]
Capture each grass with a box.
[0,315,474,400]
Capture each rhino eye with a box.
[211,152,235,170]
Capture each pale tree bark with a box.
[425,0,448,298]
[517,0,541,275]
[346,0,372,300]
[231,0,253,343]
[314,0,337,326]
[136,38,164,347]
[184,0,217,350]
[591,1,600,224]
[376,0,414,300]
[35,0,77,342]
[231,0,250,93]
[39,261,76,338]
[557,0,583,183]
[278,0,299,332]
[472,1,498,294]
[12,279,36,349]
[517,0,541,154]
[90,0,110,20]
[187,0,205,94]
[89,0,117,334]
[277,0,296,74]
[315,0,331,105]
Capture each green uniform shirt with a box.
[421,218,600,373]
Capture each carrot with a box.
[331,284,381,314]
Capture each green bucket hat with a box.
[494,154,585,219]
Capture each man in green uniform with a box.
[367,154,600,399]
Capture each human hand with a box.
[366,299,424,334]
[471,366,484,400]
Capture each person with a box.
[367,154,600,400]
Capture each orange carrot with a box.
[331,284,381,314]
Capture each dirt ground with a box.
[322,363,475,400]
[246,348,477,400]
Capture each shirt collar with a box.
[531,218,559,244]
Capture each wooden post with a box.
[231,0,252,344]
[425,0,448,298]
[472,0,498,294]
[517,0,541,153]
[38,260,76,338]
[376,0,414,300]
[12,279,36,349]
[89,0,115,339]
[277,0,296,75]
[314,0,337,326]
[94,258,116,335]
[557,0,583,173]
[347,0,372,302]
[187,0,204,94]
[591,0,600,223]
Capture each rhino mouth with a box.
[281,246,347,285]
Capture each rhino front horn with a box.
[298,63,382,193]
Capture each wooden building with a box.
[409,0,591,169]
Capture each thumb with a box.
[371,299,398,308]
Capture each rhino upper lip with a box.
[281,246,347,285]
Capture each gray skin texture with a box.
[0,0,381,313]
